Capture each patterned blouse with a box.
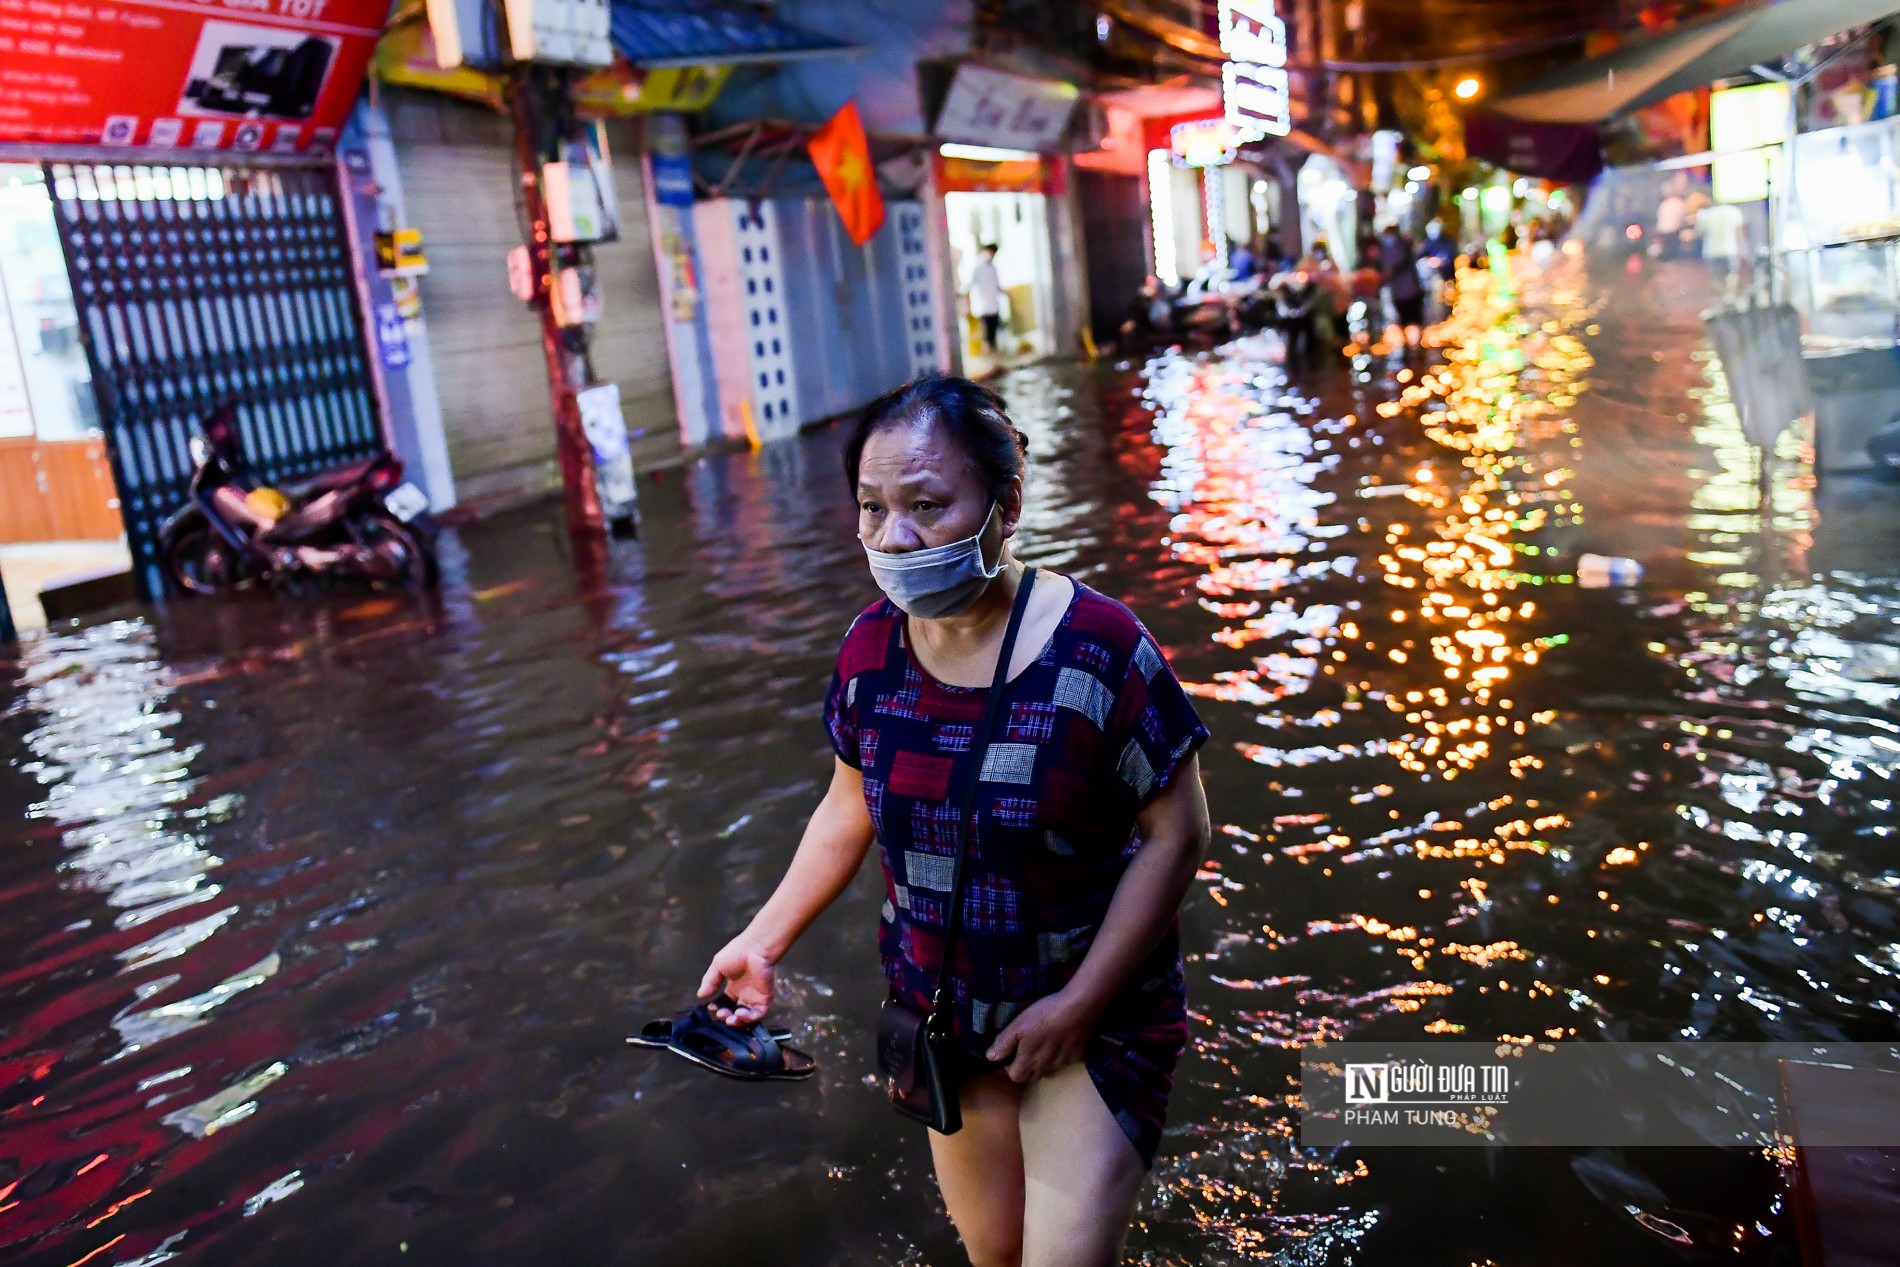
[823,579,1209,1165]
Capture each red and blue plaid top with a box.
[822,580,1210,1053]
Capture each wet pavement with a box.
[4,255,1900,1266]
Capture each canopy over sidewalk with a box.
[1487,0,1900,125]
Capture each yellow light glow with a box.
[1454,76,1482,101]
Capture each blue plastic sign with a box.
[651,153,694,207]
[375,303,411,369]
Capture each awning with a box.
[1463,112,1605,183]
[1489,0,1900,124]
[610,0,857,70]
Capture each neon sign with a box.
[1171,118,1243,168]
[1219,0,1291,138]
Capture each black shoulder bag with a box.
[876,566,1038,1135]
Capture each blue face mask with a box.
[863,501,1003,619]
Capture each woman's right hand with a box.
[697,936,777,1026]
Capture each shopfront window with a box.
[0,164,95,443]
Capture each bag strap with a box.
[927,566,1037,1039]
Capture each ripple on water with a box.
[1,260,1896,1265]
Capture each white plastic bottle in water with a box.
[1577,553,1643,587]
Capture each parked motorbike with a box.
[159,407,438,596]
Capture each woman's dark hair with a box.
[843,374,1029,504]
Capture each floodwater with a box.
[4,256,1899,1267]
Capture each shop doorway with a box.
[944,190,1055,378]
[43,161,383,598]
[0,165,124,544]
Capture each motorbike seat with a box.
[284,457,384,499]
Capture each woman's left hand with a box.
[985,990,1103,1083]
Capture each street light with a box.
[1454,75,1483,101]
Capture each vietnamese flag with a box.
[807,101,885,246]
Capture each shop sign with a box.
[0,0,386,150]
[373,21,731,118]
[933,64,1079,154]
[649,152,694,206]
[1710,82,1788,205]
[373,301,409,370]
[1170,117,1241,168]
[937,152,1045,194]
[1218,0,1291,139]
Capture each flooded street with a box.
[5,257,1900,1266]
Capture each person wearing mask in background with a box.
[1419,218,1458,318]
[1229,237,1257,283]
[969,243,1005,358]
[1378,223,1425,354]
[1273,261,1321,371]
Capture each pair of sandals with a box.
[628,996,815,1082]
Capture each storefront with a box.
[1780,111,1900,472]
[939,149,1061,375]
[0,0,397,598]
[1297,153,1359,267]
[1137,114,1274,286]
[924,65,1086,377]
[0,167,119,545]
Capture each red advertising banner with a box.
[0,0,385,152]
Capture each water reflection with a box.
[0,256,1896,1266]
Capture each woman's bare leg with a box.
[929,1069,1028,1267]
[1018,1062,1148,1267]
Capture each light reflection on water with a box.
[0,258,1896,1266]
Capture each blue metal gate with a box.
[46,161,383,598]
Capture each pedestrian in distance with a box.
[969,243,1004,356]
[1308,241,1350,349]
[1379,222,1426,354]
[700,375,1212,1267]
[1117,274,1174,350]
[1420,217,1458,317]
[1272,260,1321,371]
[1229,236,1257,283]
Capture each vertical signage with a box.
[1219,0,1291,139]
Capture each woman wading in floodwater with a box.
[699,376,1211,1267]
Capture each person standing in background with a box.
[1273,261,1321,371]
[1419,218,1458,317]
[1229,238,1257,283]
[968,243,1004,356]
[1696,201,1747,304]
[1378,222,1426,354]
[1655,182,1688,259]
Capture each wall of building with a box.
[594,116,681,473]
[687,196,941,444]
[1076,168,1148,341]
[384,88,677,515]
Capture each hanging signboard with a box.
[936,153,1045,194]
[1218,0,1291,139]
[373,21,731,117]
[933,64,1079,154]
[0,0,386,151]
[1170,117,1242,167]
